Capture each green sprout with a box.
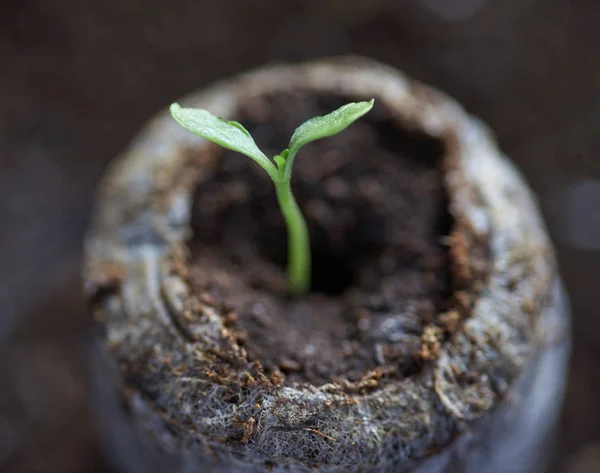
[170,99,374,295]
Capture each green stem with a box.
[275,179,311,295]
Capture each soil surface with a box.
[189,91,481,387]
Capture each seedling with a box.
[170,99,374,295]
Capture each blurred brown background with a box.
[1,0,599,472]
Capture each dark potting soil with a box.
[188,91,477,387]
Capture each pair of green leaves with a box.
[169,97,374,295]
[169,99,374,183]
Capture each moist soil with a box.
[189,91,467,387]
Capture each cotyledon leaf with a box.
[169,103,277,179]
[288,100,375,153]
[284,99,374,180]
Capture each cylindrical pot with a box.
[84,57,570,473]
